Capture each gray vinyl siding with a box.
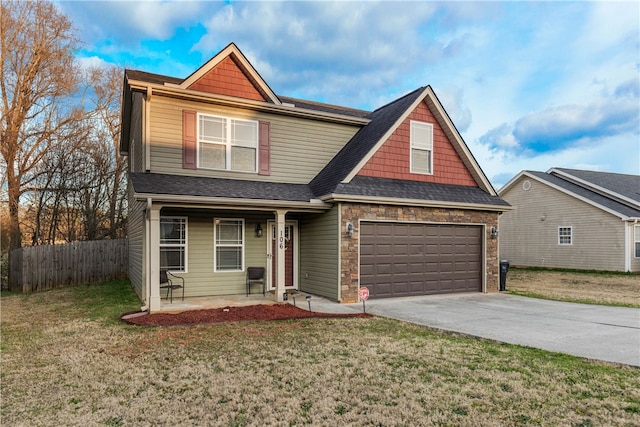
[499,176,626,271]
[127,184,145,298]
[299,205,340,300]
[129,92,145,173]
[148,96,359,183]
[162,210,269,297]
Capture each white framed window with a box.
[214,219,244,272]
[410,120,433,175]
[558,226,572,245]
[160,217,187,272]
[198,114,258,172]
[634,225,640,258]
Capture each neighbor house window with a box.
[635,225,640,258]
[214,219,244,271]
[160,217,187,272]
[410,120,433,174]
[198,114,258,172]
[558,226,572,245]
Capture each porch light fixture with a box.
[346,222,356,237]
[255,223,263,237]
[490,226,499,239]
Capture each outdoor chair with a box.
[246,267,266,296]
[160,269,185,303]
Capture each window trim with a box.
[634,225,640,259]
[197,113,259,173]
[213,218,245,272]
[558,226,573,246]
[409,120,434,175]
[159,216,188,273]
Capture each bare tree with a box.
[87,66,127,239]
[20,66,127,246]
[0,0,83,252]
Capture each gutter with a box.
[133,192,332,212]
[320,193,512,212]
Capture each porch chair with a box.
[246,267,266,297]
[159,269,185,303]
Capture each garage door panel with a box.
[360,222,482,298]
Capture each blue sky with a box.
[57,0,640,188]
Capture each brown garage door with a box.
[360,222,482,298]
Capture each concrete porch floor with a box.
[157,291,359,314]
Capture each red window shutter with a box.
[258,121,271,175]
[183,110,197,169]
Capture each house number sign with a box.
[279,231,285,249]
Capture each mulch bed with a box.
[121,303,372,326]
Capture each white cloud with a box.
[75,55,110,71]
[436,87,472,133]
[58,0,204,44]
[191,1,476,107]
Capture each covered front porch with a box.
[142,198,339,313]
[154,289,354,314]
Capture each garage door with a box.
[360,222,482,298]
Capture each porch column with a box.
[148,206,161,312]
[274,209,288,302]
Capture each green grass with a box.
[1,280,639,426]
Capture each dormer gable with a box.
[357,98,477,187]
[173,43,281,105]
[310,86,497,198]
[347,87,493,192]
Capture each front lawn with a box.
[1,280,639,426]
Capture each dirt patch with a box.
[122,303,371,326]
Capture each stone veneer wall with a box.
[340,202,500,303]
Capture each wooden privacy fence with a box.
[9,239,128,293]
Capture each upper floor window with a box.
[410,121,433,174]
[160,217,187,272]
[198,114,258,172]
[558,226,572,245]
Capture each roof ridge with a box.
[369,87,426,115]
[278,95,371,114]
[553,167,639,178]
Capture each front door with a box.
[267,221,298,290]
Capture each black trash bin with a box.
[499,260,509,291]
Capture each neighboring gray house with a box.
[498,168,640,272]
[119,43,509,313]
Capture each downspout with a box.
[627,219,638,273]
[140,197,152,312]
[144,88,151,172]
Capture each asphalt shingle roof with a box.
[526,170,640,218]
[334,176,510,207]
[552,168,640,204]
[130,173,315,202]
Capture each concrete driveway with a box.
[342,293,640,366]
